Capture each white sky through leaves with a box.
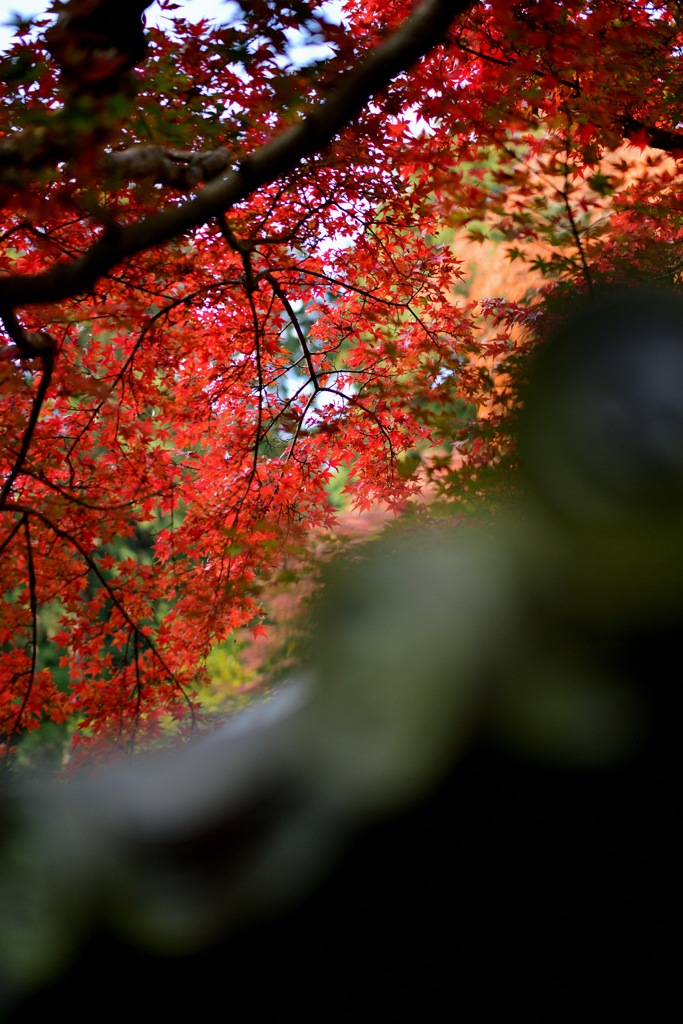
[0,1,343,58]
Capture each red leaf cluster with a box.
[1,0,682,763]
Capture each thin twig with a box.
[285,392,317,462]
[3,515,38,764]
[0,329,55,505]
[0,502,196,722]
[9,466,148,511]
[214,217,270,527]
[561,191,594,299]
[318,386,396,459]
[0,515,24,560]
[264,272,320,391]
[63,281,233,465]
[235,275,266,527]
[131,628,143,754]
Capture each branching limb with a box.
[561,191,594,299]
[214,219,270,516]
[63,279,240,466]
[653,256,683,280]
[0,514,24,560]
[285,392,317,462]
[0,314,56,506]
[318,387,396,461]
[264,273,320,392]
[239,278,266,523]
[216,214,260,293]
[0,502,196,721]
[455,38,513,67]
[13,466,150,512]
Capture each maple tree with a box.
[1,0,683,764]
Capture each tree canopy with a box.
[1,0,683,763]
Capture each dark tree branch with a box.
[455,38,513,67]
[0,514,24,560]
[3,514,38,762]
[0,328,55,506]
[13,466,148,512]
[241,269,266,519]
[0,501,196,720]
[62,278,241,467]
[106,146,233,189]
[561,191,594,299]
[318,387,396,460]
[216,214,260,292]
[285,391,317,462]
[619,116,683,154]
[0,307,55,359]
[0,0,472,310]
[264,272,320,392]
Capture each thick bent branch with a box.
[619,117,683,154]
[0,0,471,310]
[0,349,54,507]
[2,142,231,191]
[105,145,233,188]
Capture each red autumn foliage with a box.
[2,0,683,763]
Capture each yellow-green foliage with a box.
[200,641,263,720]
